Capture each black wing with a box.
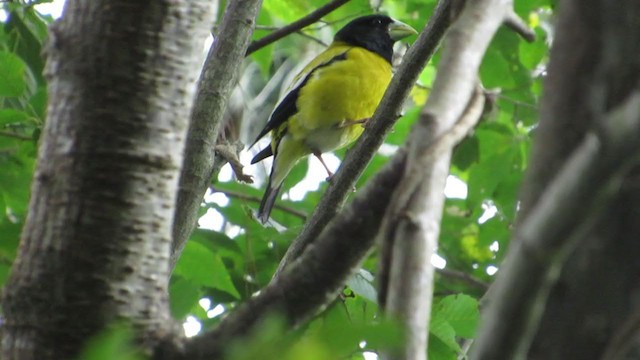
[251,85,301,147]
[250,146,273,164]
[250,51,349,147]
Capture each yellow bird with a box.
[251,15,417,223]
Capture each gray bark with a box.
[171,0,263,267]
[471,0,640,358]
[378,0,510,357]
[1,1,214,359]
[526,0,640,358]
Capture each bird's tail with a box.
[257,176,282,224]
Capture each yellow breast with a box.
[288,44,392,153]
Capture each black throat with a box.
[334,32,394,64]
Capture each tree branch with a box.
[273,0,454,279]
[245,0,351,56]
[437,267,489,292]
[211,187,307,220]
[504,10,535,42]
[180,152,408,359]
[379,85,485,360]
[471,92,640,360]
[0,130,32,141]
[171,0,263,268]
[368,1,519,357]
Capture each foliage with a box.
[0,0,553,358]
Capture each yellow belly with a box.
[288,46,392,153]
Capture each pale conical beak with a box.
[388,19,418,41]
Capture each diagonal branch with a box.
[504,10,535,42]
[471,93,640,359]
[245,0,351,56]
[0,130,32,141]
[273,0,454,279]
[171,0,263,268]
[180,151,408,359]
[437,267,490,292]
[211,186,307,219]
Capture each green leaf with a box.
[0,141,36,216]
[478,217,509,249]
[433,294,480,339]
[76,324,144,360]
[452,136,479,171]
[0,217,21,258]
[518,34,547,69]
[429,315,461,352]
[173,241,241,299]
[5,8,49,86]
[28,85,48,120]
[0,51,27,97]
[192,229,243,255]
[169,277,203,319]
[428,335,457,360]
[466,150,515,210]
[0,108,30,126]
[480,47,515,88]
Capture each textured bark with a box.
[525,0,640,358]
[171,0,263,267]
[1,1,214,359]
[471,0,640,358]
[377,2,508,358]
[179,154,408,359]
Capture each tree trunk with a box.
[524,0,640,358]
[471,0,640,358]
[1,1,214,359]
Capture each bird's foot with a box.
[313,152,334,180]
[338,118,370,128]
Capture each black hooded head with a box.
[334,15,397,63]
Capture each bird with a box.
[250,14,417,224]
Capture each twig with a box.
[294,31,329,47]
[305,12,365,31]
[214,143,253,184]
[0,130,32,141]
[183,147,409,360]
[245,0,351,56]
[273,0,455,279]
[211,187,307,220]
[437,267,489,291]
[504,10,536,42]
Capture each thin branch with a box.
[504,10,536,42]
[245,0,351,56]
[0,130,32,141]
[294,31,329,47]
[171,0,263,268]
[471,92,640,360]
[273,0,454,279]
[181,148,409,360]
[372,0,516,356]
[437,267,489,292]
[214,143,253,184]
[211,187,307,220]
